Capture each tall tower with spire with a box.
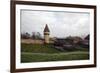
[44,24,50,44]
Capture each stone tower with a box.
[44,24,50,44]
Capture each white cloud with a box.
[21,10,90,38]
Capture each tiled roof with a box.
[44,24,50,32]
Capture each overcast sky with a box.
[21,9,90,38]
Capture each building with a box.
[44,24,50,44]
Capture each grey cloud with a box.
[21,10,90,38]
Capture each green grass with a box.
[21,43,89,63]
[21,51,89,62]
[21,43,61,53]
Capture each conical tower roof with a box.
[44,24,50,32]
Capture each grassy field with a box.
[21,43,89,63]
[21,43,61,53]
